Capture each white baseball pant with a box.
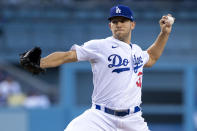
[64,107,150,131]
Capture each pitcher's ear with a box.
[131,21,136,30]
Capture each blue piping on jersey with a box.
[112,68,130,73]
[129,44,132,48]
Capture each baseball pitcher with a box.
[20,5,174,131]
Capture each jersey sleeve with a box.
[132,44,149,66]
[70,40,99,62]
[142,50,149,65]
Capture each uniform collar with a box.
[108,36,132,49]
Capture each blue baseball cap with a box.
[108,5,134,21]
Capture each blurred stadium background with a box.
[0,0,197,131]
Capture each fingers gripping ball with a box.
[20,47,46,75]
[166,16,174,25]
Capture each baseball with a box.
[167,16,174,25]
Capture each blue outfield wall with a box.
[28,107,68,131]
[0,107,69,131]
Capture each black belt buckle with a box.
[114,109,130,117]
[105,107,130,117]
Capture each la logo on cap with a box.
[116,6,121,14]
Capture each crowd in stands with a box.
[0,69,51,108]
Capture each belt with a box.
[95,104,141,117]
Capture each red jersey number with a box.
[136,72,143,88]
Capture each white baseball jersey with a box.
[71,36,149,110]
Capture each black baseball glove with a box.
[19,47,45,75]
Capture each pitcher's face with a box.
[109,16,135,41]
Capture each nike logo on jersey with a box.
[133,55,143,73]
[108,54,130,73]
[112,45,118,48]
